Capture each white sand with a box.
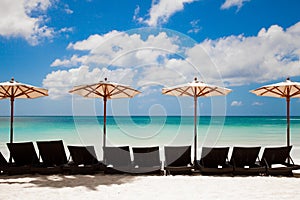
[1,173,300,200]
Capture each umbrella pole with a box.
[287,97,290,147]
[194,95,197,165]
[287,97,290,164]
[103,96,107,147]
[9,97,14,163]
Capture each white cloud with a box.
[43,65,136,99]
[221,0,250,10]
[64,4,73,14]
[188,23,300,85]
[45,30,185,98]
[63,30,179,68]
[0,0,55,45]
[133,5,143,23]
[25,0,53,12]
[188,19,201,34]
[141,0,197,26]
[252,102,263,106]
[51,55,88,67]
[45,22,300,99]
[58,27,73,33]
[67,30,121,51]
[231,101,243,106]
[65,8,73,14]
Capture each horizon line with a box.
[0,115,297,117]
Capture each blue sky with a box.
[1,0,300,116]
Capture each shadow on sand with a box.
[0,173,136,190]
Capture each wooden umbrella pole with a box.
[9,96,14,163]
[194,95,197,164]
[286,96,291,164]
[103,96,107,147]
[287,96,290,148]
[10,97,14,144]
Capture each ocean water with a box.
[0,116,300,161]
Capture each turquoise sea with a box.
[0,116,300,161]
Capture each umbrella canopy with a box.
[69,78,141,147]
[0,78,48,144]
[250,77,300,147]
[162,77,232,163]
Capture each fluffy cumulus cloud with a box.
[54,30,179,68]
[44,22,300,99]
[221,0,250,10]
[43,65,136,99]
[51,55,88,67]
[45,30,190,98]
[189,23,300,85]
[140,0,197,26]
[0,0,57,45]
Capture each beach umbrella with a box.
[69,78,141,147]
[0,78,48,144]
[162,77,232,163]
[250,77,300,147]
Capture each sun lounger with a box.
[6,142,40,175]
[0,152,9,175]
[164,146,193,175]
[36,140,69,174]
[230,147,266,176]
[103,146,132,174]
[67,145,104,174]
[132,146,162,174]
[198,147,233,175]
[261,146,300,176]
[0,151,21,175]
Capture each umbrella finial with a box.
[104,77,107,81]
[194,77,198,82]
[10,77,14,83]
[286,77,290,81]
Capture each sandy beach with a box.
[1,173,300,200]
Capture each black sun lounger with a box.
[67,145,104,174]
[0,150,34,175]
[261,146,300,176]
[6,142,40,175]
[0,152,9,175]
[36,140,69,174]
[230,147,266,176]
[198,147,233,175]
[103,146,132,174]
[132,146,162,174]
[164,146,193,175]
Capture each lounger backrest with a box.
[230,147,261,167]
[7,142,39,166]
[132,146,160,167]
[68,145,98,165]
[164,146,192,167]
[103,146,131,167]
[261,146,292,166]
[37,140,68,166]
[200,147,229,168]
